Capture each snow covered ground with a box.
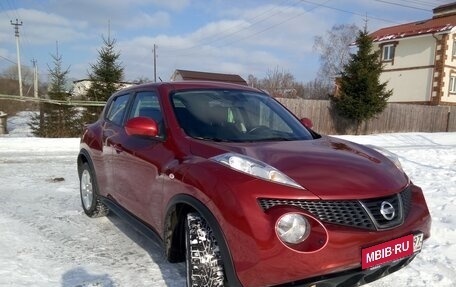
[0,112,455,286]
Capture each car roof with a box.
[117,80,263,94]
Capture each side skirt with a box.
[101,197,164,249]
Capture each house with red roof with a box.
[370,2,456,105]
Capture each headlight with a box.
[211,153,304,189]
[366,145,403,171]
[276,213,310,244]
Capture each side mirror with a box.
[300,117,313,129]
[125,117,158,137]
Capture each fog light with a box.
[276,213,310,244]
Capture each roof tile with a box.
[370,14,456,42]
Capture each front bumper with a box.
[217,182,431,287]
[276,255,417,287]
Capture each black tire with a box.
[79,162,109,218]
[186,212,225,287]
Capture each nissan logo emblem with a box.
[380,201,395,221]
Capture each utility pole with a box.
[31,59,38,98]
[10,19,23,97]
[153,44,157,82]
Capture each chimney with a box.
[433,2,456,18]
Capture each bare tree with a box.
[251,67,298,97]
[1,64,34,86]
[247,74,260,88]
[314,24,359,86]
[301,79,332,100]
[248,68,334,99]
[1,65,36,97]
[134,76,151,84]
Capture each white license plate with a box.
[362,233,424,269]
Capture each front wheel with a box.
[79,162,109,217]
[186,213,225,287]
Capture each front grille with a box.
[259,199,374,230]
[360,192,404,229]
[258,187,412,231]
[400,186,412,218]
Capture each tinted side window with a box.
[106,94,130,125]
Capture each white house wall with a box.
[376,36,436,103]
[171,73,184,81]
[380,69,433,102]
[71,80,135,99]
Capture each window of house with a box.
[449,75,456,93]
[452,40,456,57]
[382,44,395,61]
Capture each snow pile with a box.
[0,115,455,286]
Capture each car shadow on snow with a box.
[105,212,186,286]
[61,267,114,287]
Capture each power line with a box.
[190,0,434,54]
[196,0,303,48]
[299,0,402,24]
[399,0,439,8]
[218,0,332,48]
[6,0,21,25]
[218,0,406,48]
[170,0,330,57]
[195,0,298,46]
[373,0,430,11]
[0,55,16,65]
[3,0,35,68]
[167,0,421,60]
[0,1,13,20]
[167,0,301,53]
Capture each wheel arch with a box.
[164,194,242,287]
[77,148,94,177]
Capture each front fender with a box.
[164,194,242,287]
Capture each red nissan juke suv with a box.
[78,81,431,287]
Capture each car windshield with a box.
[171,89,313,142]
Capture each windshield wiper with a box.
[249,137,294,142]
[193,136,230,142]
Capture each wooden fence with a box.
[1,95,455,135]
[449,106,456,132]
[278,98,456,135]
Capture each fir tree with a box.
[30,52,81,137]
[331,28,392,128]
[83,36,124,123]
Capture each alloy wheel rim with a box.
[80,169,93,209]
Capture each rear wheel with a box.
[185,212,225,287]
[79,162,109,217]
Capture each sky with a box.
[0,0,454,86]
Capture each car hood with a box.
[190,136,409,200]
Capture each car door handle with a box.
[113,144,123,153]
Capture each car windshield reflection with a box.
[171,89,313,142]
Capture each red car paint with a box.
[79,81,431,287]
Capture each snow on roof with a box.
[370,14,456,42]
